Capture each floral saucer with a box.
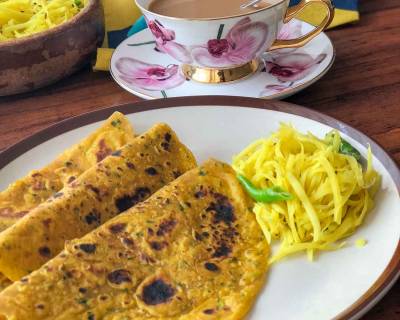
[110,19,334,100]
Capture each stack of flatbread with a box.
[0,112,268,319]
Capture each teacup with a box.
[135,0,334,83]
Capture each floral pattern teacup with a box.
[135,0,334,83]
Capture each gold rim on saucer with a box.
[181,60,260,84]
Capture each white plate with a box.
[110,20,335,100]
[0,97,398,320]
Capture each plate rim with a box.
[0,96,398,320]
[109,20,335,100]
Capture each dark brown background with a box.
[0,0,399,318]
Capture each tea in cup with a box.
[148,0,275,19]
[135,0,334,83]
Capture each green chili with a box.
[325,132,362,162]
[74,0,83,8]
[237,174,293,203]
[339,139,362,161]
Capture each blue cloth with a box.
[127,16,147,37]
[290,0,358,11]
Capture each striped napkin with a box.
[94,0,359,71]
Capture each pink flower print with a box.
[264,53,327,82]
[148,19,175,42]
[116,57,185,91]
[191,17,269,68]
[277,20,302,40]
[147,19,192,64]
[207,39,230,57]
[259,84,292,97]
[273,20,304,55]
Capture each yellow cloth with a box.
[94,1,359,71]
[298,7,359,29]
[94,0,141,71]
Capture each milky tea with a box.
[148,0,275,19]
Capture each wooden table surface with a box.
[0,0,399,318]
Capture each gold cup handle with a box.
[269,0,335,51]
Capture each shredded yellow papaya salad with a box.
[0,0,87,41]
[233,124,380,264]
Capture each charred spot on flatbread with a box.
[84,211,101,225]
[204,262,219,272]
[115,187,151,213]
[108,223,127,234]
[149,241,167,251]
[107,269,132,285]
[135,272,188,317]
[203,308,215,315]
[87,312,95,320]
[197,191,238,259]
[99,295,108,301]
[161,142,169,151]
[156,219,177,237]
[159,133,172,152]
[146,218,178,251]
[140,278,175,305]
[173,170,181,178]
[126,162,135,169]
[164,133,172,142]
[78,287,87,294]
[86,185,100,197]
[78,243,96,254]
[122,237,135,247]
[145,167,158,176]
[111,150,122,157]
[38,246,51,257]
[206,193,235,225]
[212,243,231,258]
[194,186,207,199]
[20,277,28,283]
[67,176,76,184]
[96,139,112,162]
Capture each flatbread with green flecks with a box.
[0,123,196,281]
[0,159,268,320]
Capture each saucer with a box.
[110,19,335,100]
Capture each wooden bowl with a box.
[0,0,105,96]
